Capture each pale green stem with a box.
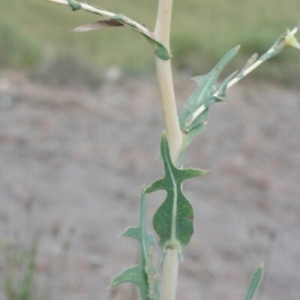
[46,0,184,297]
[154,0,182,165]
[154,0,182,299]
[161,249,179,300]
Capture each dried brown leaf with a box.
[72,19,123,32]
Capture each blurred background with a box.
[1,0,300,83]
[0,0,300,300]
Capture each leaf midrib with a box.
[164,145,178,246]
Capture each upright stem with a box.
[161,249,179,300]
[154,0,182,165]
[154,0,181,299]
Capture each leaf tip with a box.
[107,283,113,289]
[70,28,80,33]
[231,45,240,56]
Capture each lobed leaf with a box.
[109,191,159,300]
[145,134,206,252]
[179,46,239,150]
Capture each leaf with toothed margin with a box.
[244,265,264,300]
[178,46,239,151]
[145,134,206,252]
[109,191,160,300]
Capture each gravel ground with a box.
[0,70,299,300]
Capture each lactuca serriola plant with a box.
[44,1,300,299]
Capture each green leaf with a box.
[218,70,239,100]
[145,134,206,252]
[109,191,159,300]
[179,46,239,150]
[112,14,171,60]
[67,2,170,60]
[143,35,171,60]
[67,0,81,11]
[244,265,264,300]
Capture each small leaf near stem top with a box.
[223,23,300,90]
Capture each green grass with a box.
[0,0,299,83]
[1,236,39,300]
[0,16,42,68]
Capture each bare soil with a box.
[0,70,299,300]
